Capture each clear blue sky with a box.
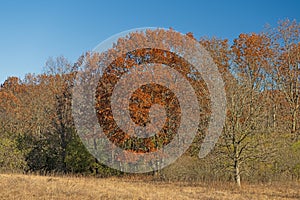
[0,0,299,83]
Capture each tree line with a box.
[0,19,299,186]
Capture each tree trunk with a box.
[234,159,241,187]
[273,104,277,129]
[292,108,297,140]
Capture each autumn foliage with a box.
[0,19,299,185]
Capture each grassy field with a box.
[0,173,299,200]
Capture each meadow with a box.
[0,173,299,200]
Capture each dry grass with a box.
[0,173,299,200]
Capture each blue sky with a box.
[0,0,299,83]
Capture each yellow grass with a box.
[0,173,299,200]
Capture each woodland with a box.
[0,19,299,187]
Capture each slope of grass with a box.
[0,173,299,200]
